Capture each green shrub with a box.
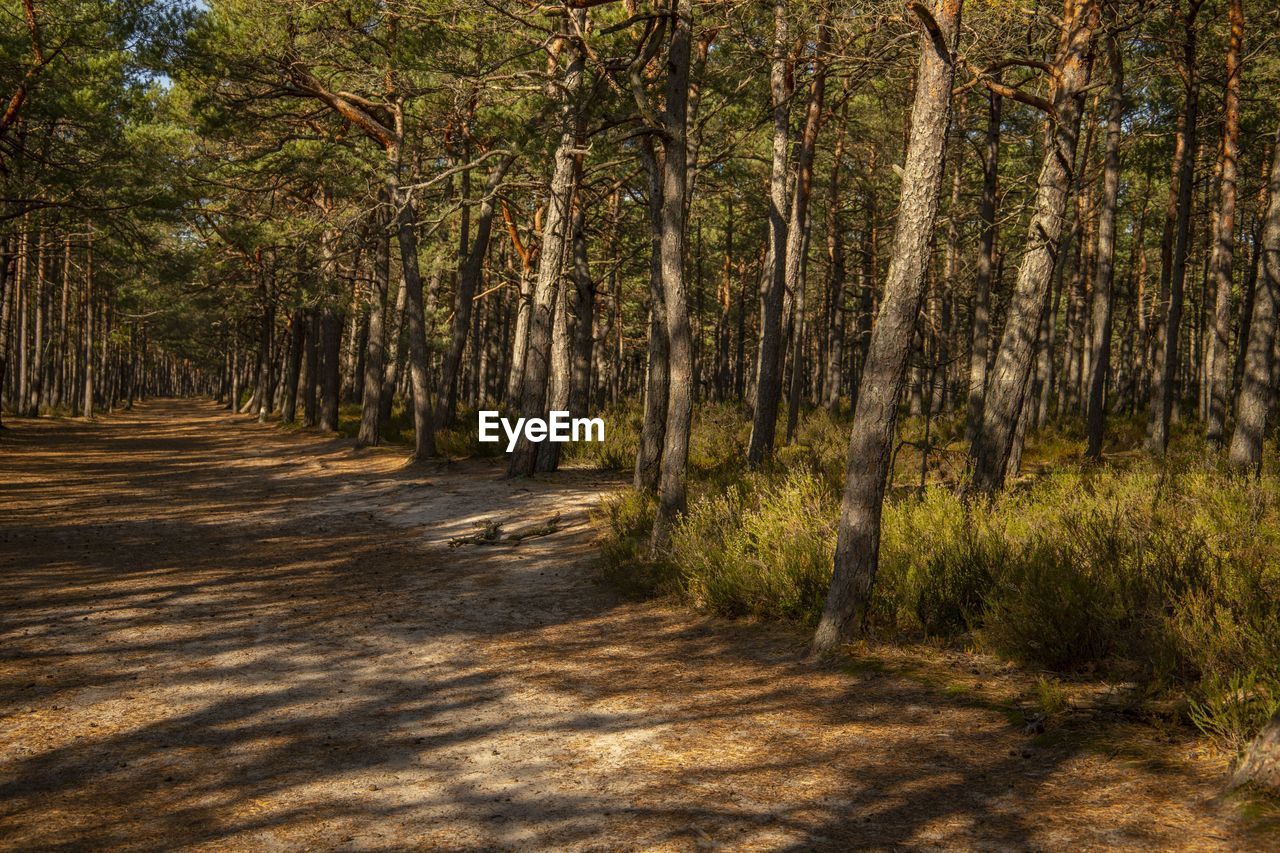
[1189,670,1280,754]
[593,489,672,596]
[591,403,1280,748]
[564,402,640,470]
[670,472,835,624]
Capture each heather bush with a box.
[596,407,1280,749]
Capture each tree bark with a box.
[746,0,793,464]
[970,0,1098,492]
[437,153,516,426]
[568,200,595,418]
[650,0,695,549]
[1206,0,1243,444]
[394,190,438,458]
[811,0,963,655]
[1085,32,1124,459]
[966,81,1002,446]
[823,121,848,412]
[81,227,94,420]
[508,20,582,476]
[281,306,306,424]
[358,196,392,445]
[1227,124,1280,471]
[318,304,342,432]
[634,137,668,491]
[783,9,830,441]
[1146,0,1203,454]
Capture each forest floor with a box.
[0,399,1276,850]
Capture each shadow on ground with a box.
[0,400,1262,849]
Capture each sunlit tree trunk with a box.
[811,0,963,654]
[509,18,582,476]
[651,0,695,549]
[437,154,515,427]
[746,0,792,464]
[1227,124,1280,471]
[970,0,1098,492]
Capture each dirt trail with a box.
[0,400,1269,850]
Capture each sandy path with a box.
[0,400,1269,850]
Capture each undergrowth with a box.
[595,404,1280,754]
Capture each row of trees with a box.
[5,1,1280,653]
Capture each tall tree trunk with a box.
[650,0,694,549]
[782,9,830,441]
[633,138,668,491]
[503,201,537,405]
[966,81,1001,445]
[303,311,319,426]
[437,154,515,426]
[1147,0,1203,454]
[281,306,305,424]
[970,0,1098,493]
[568,201,595,418]
[81,227,94,420]
[1232,179,1267,401]
[394,190,437,458]
[1085,32,1124,459]
[716,196,735,402]
[823,123,848,412]
[810,0,963,655]
[358,198,392,445]
[1206,0,1243,444]
[508,20,582,476]
[318,305,342,432]
[538,240,573,473]
[746,0,793,464]
[0,236,15,428]
[26,230,44,416]
[1227,124,1280,471]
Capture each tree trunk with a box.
[568,201,595,418]
[634,138,668,491]
[783,10,829,441]
[966,81,1001,446]
[650,0,695,549]
[1147,0,1202,454]
[1085,33,1124,459]
[394,191,437,459]
[437,154,515,426]
[26,231,45,417]
[0,236,15,428]
[970,0,1098,492]
[508,21,582,476]
[299,312,316,425]
[358,197,392,445]
[503,202,536,406]
[1231,709,1280,793]
[810,0,963,655]
[281,307,306,424]
[746,0,792,465]
[1227,124,1280,471]
[823,121,848,412]
[1206,0,1243,444]
[82,227,94,420]
[318,305,342,432]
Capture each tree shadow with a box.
[0,399,1249,849]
